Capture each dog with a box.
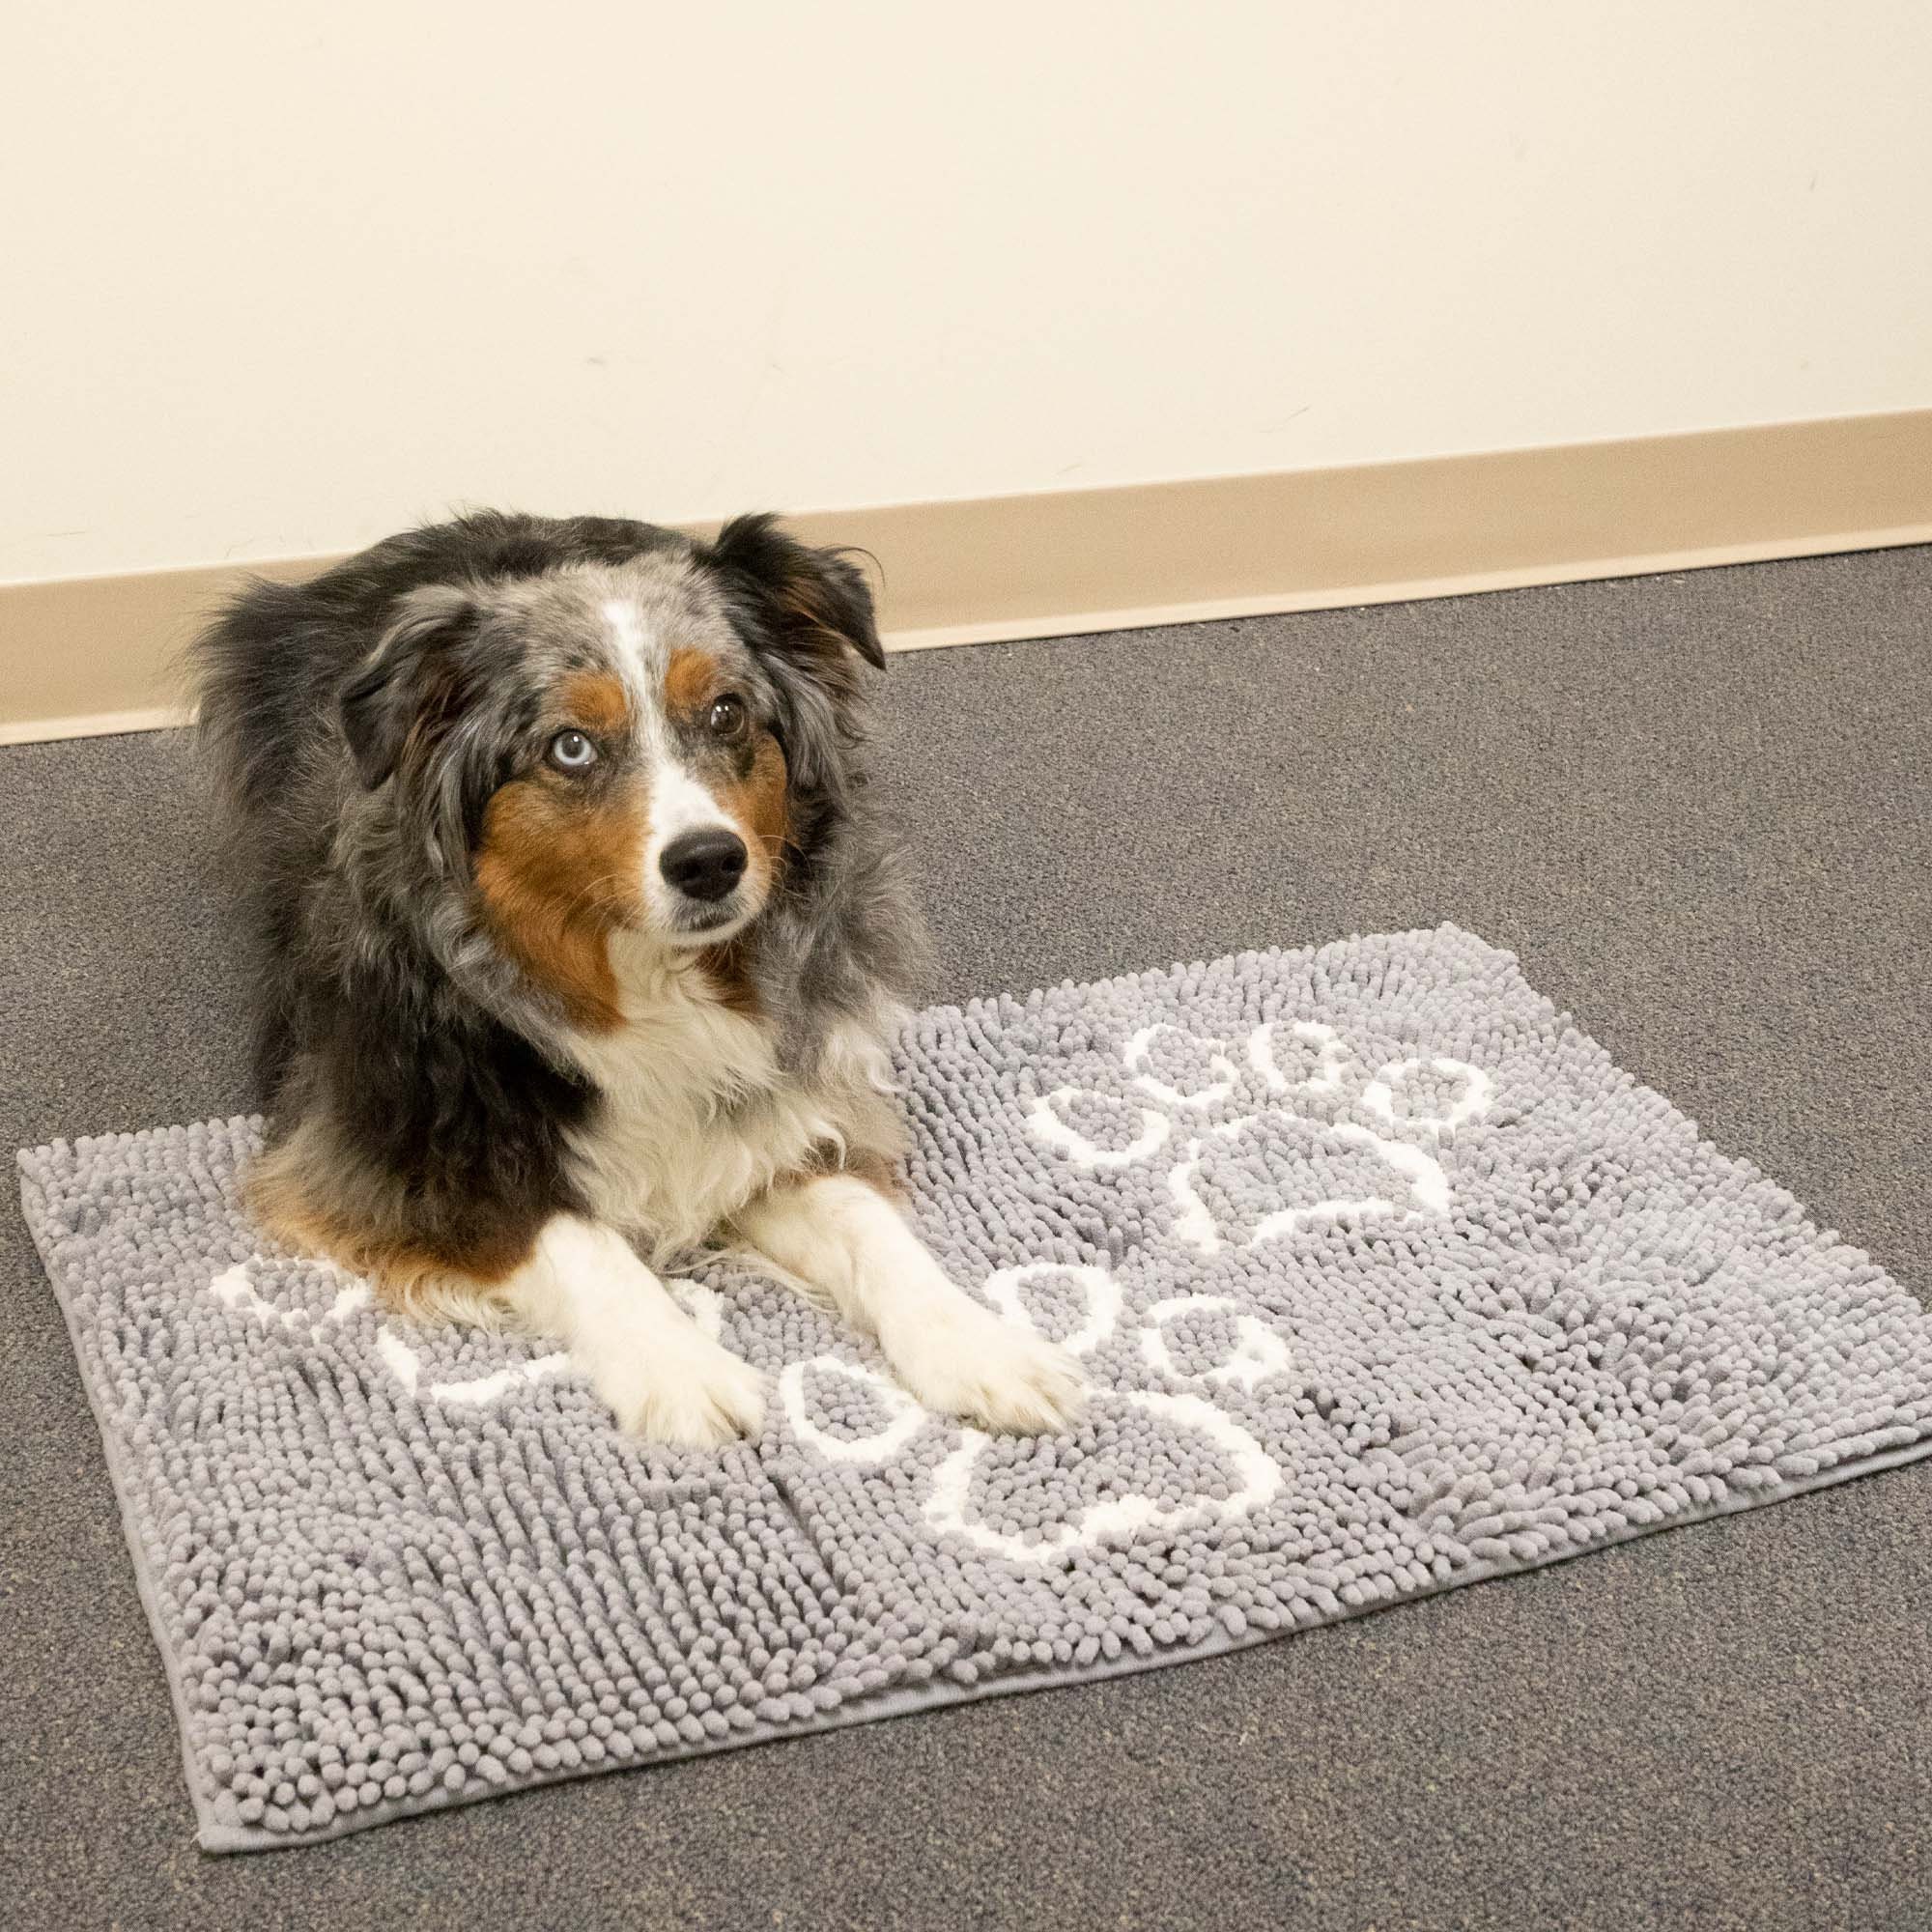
[194,510,1083,1446]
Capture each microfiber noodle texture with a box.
[19,925,1932,1851]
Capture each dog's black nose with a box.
[660,828,748,902]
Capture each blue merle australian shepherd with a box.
[195,512,1082,1445]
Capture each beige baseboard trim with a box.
[5,409,1930,744]
[0,704,191,748]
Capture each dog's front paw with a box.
[596,1337,765,1448]
[883,1298,1086,1435]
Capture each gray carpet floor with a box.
[4,546,1929,1931]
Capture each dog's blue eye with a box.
[549,729,597,771]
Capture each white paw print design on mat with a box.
[780,1021,1498,1565]
[1031,1017,1492,1254]
[205,1257,722,1411]
[782,1259,1292,1563]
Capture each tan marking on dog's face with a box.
[474,772,647,1031]
[558,668,632,736]
[720,733,789,873]
[663,646,716,721]
[660,643,790,916]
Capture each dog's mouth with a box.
[658,894,758,947]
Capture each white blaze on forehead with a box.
[600,598,657,692]
[592,574,758,932]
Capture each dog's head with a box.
[339,515,882,1027]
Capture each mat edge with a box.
[16,1152,228,1851]
[192,1428,1932,1855]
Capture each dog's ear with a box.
[705,514,886,684]
[339,584,478,789]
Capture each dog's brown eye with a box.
[548,728,597,772]
[708,694,748,741]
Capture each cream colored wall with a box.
[4,1,1930,587]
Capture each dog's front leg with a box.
[499,1215,764,1446]
[736,1175,1085,1434]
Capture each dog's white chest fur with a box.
[562,947,895,1262]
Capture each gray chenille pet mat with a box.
[19,924,1932,1852]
